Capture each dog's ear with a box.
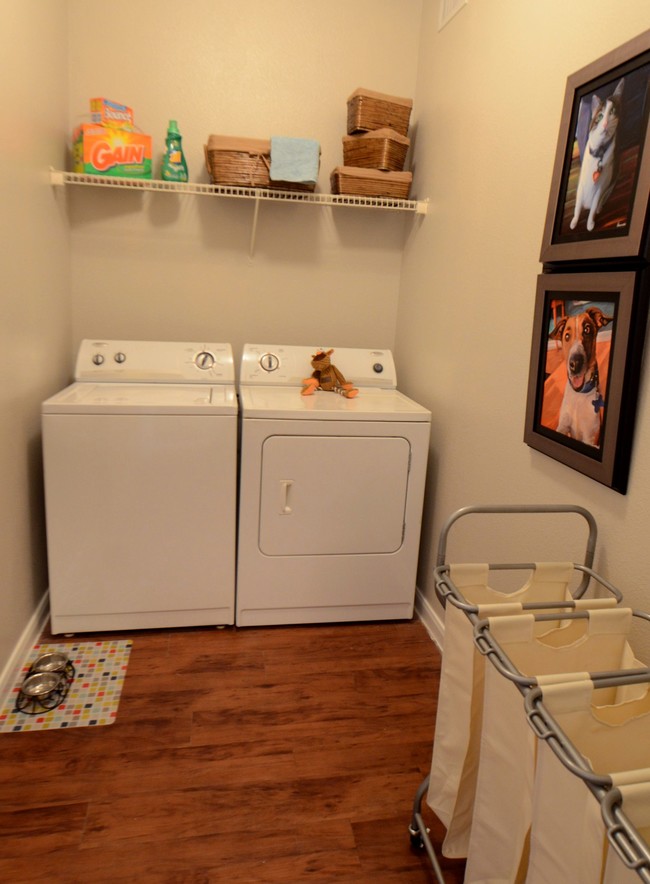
[586,307,613,329]
[549,318,568,340]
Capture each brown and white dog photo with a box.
[549,306,612,447]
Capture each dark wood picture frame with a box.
[540,29,650,263]
[524,270,648,493]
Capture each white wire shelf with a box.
[50,168,429,215]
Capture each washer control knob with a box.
[92,354,105,366]
[373,363,384,373]
[260,353,279,372]
[195,350,215,370]
[114,352,126,364]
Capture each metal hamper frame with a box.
[408,504,650,882]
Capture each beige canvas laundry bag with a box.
[526,677,650,883]
[463,608,646,884]
[427,561,578,857]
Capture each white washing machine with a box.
[236,344,431,626]
[42,339,237,634]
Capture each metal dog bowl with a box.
[20,671,63,698]
[14,653,75,714]
[30,651,69,673]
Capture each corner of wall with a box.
[0,593,50,711]
[415,586,445,651]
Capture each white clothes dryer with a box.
[236,344,431,626]
[42,339,237,633]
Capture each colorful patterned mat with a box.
[0,639,132,733]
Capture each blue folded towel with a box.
[270,136,320,184]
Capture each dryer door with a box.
[259,435,410,556]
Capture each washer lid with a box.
[239,386,430,421]
[42,382,237,415]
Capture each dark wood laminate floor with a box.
[0,619,465,883]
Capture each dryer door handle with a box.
[280,480,293,515]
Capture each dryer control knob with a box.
[92,354,105,366]
[195,350,215,370]
[373,363,384,373]
[260,353,279,372]
[114,352,126,364]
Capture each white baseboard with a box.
[415,586,445,652]
[0,591,50,706]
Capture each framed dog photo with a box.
[540,29,650,263]
[524,271,648,493]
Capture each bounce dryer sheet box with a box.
[72,123,153,178]
[90,97,134,129]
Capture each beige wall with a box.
[0,2,71,674]
[66,0,423,364]
[3,1,650,679]
[396,2,650,656]
[0,0,424,683]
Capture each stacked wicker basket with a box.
[330,88,413,199]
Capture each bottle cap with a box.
[167,120,180,136]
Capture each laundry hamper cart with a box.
[408,504,625,883]
[462,607,650,883]
[525,674,650,883]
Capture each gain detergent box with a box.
[73,123,152,178]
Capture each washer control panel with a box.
[240,344,397,389]
[75,340,235,384]
[194,350,216,370]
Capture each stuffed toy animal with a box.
[301,349,358,398]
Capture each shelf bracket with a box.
[50,167,66,186]
[250,197,261,258]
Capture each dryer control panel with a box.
[75,340,235,384]
[240,344,397,389]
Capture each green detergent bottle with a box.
[161,120,188,182]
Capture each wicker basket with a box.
[204,135,317,191]
[342,128,410,172]
[330,166,412,199]
[205,135,271,187]
[347,88,413,136]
